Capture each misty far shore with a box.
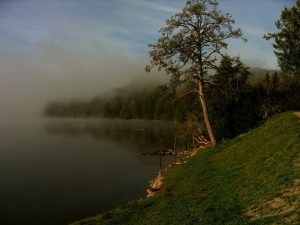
[44,67,296,141]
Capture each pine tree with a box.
[145,0,245,146]
[264,0,300,76]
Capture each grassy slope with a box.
[71,112,300,225]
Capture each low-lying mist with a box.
[0,41,277,120]
[0,43,166,118]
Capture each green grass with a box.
[71,112,300,225]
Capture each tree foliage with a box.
[264,0,300,76]
[44,85,198,122]
[208,56,260,139]
[146,0,245,146]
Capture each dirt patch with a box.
[294,112,300,118]
[245,116,300,222]
[245,194,299,221]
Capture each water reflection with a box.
[0,118,191,225]
[45,118,187,168]
[45,119,180,144]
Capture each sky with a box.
[0,0,296,117]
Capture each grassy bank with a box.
[71,112,300,225]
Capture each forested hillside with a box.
[45,67,300,141]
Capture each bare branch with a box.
[172,89,199,106]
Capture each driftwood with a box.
[191,134,210,149]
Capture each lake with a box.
[0,118,187,225]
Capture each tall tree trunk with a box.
[198,81,217,147]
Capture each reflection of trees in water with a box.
[45,119,193,168]
[138,154,176,169]
[44,119,190,150]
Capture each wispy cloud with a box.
[121,0,178,13]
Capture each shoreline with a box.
[146,148,201,197]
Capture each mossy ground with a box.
[71,112,300,225]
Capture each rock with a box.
[174,158,186,165]
[146,147,207,198]
[165,164,173,171]
[147,172,166,197]
[147,188,156,198]
[152,177,164,190]
[191,149,198,156]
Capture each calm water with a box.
[0,118,186,225]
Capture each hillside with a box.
[71,112,300,225]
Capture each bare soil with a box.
[244,112,300,224]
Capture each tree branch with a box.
[172,89,200,107]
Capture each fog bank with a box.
[0,43,164,118]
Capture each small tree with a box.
[264,0,300,76]
[146,0,245,146]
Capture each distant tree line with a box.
[44,84,199,121]
[44,63,300,141]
